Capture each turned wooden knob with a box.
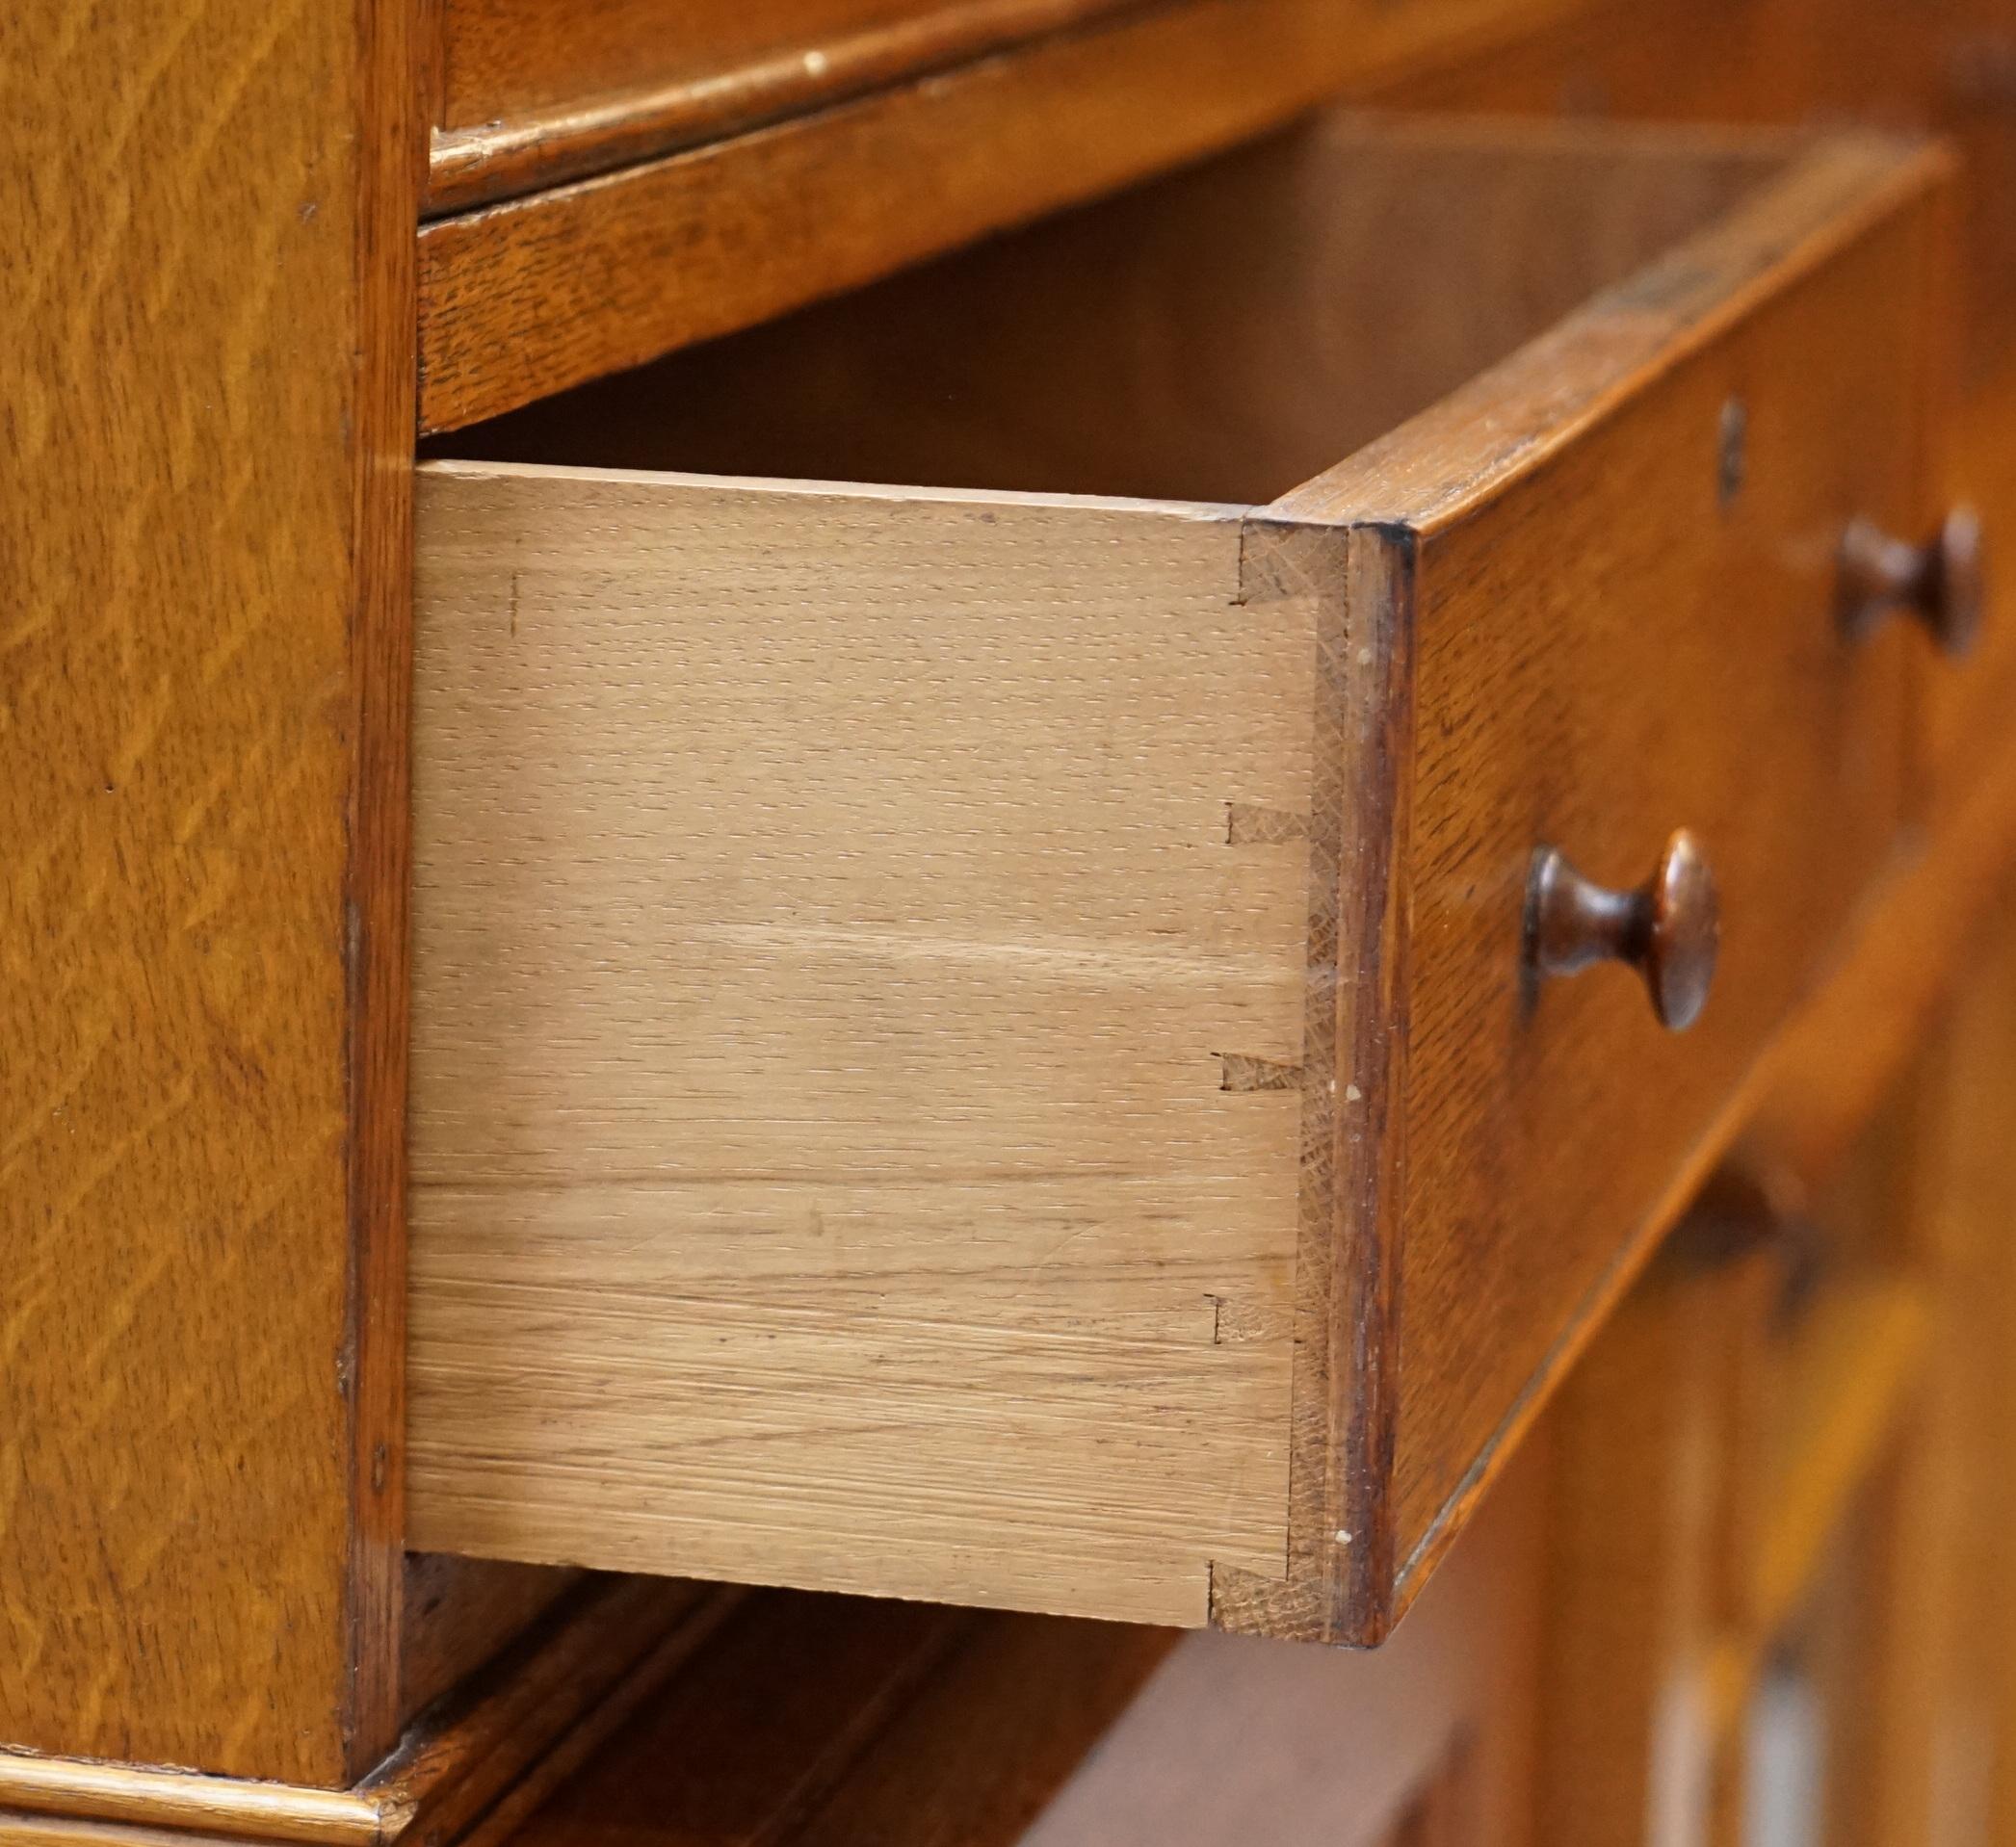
[1839,507,1986,657]
[1526,829,1720,1031]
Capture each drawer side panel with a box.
[406,467,1312,1623]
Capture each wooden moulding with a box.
[415,0,1592,430]
[0,1577,730,1847]
[408,122,1954,1644]
[424,0,1144,214]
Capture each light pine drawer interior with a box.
[408,115,1951,1640]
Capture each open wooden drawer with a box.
[406,115,1958,1642]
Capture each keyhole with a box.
[1718,397,1748,507]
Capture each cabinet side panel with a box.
[406,469,1308,1624]
[0,0,417,1783]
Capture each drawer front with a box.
[1375,173,1942,1581]
[430,0,1126,209]
[437,0,1004,126]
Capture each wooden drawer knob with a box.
[1840,507,1986,656]
[1526,829,1720,1031]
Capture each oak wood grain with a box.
[0,0,419,1782]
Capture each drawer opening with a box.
[427,114,1785,507]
